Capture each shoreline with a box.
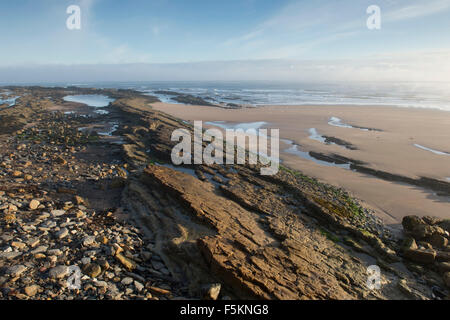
[0,86,449,300]
[150,101,450,224]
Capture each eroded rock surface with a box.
[0,86,445,300]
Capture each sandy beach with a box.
[151,102,450,225]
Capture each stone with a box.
[7,204,18,212]
[418,241,433,250]
[410,224,435,240]
[27,238,40,248]
[73,195,85,205]
[401,237,418,252]
[402,216,425,231]
[94,281,108,288]
[121,277,133,285]
[49,266,69,279]
[75,210,86,219]
[134,281,144,292]
[404,248,436,264]
[12,170,22,177]
[82,236,97,247]
[203,283,221,300]
[29,199,40,210]
[98,236,108,245]
[54,156,67,165]
[147,285,171,296]
[47,249,62,256]
[428,233,448,248]
[31,245,48,254]
[3,213,16,223]
[115,253,136,271]
[24,285,40,297]
[97,259,110,271]
[51,209,66,217]
[83,263,102,278]
[55,228,69,239]
[11,241,26,250]
[0,251,21,260]
[6,265,27,277]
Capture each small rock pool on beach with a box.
[63,94,115,108]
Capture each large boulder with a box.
[402,215,444,240]
[410,224,436,240]
[427,233,449,248]
[401,237,418,252]
[402,216,426,232]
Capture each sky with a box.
[0,0,450,82]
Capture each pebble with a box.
[49,266,69,279]
[7,265,27,277]
[29,199,40,210]
[0,104,182,300]
[31,245,48,254]
[0,252,22,260]
[51,209,66,217]
[24,285,40,297]
[55,228,69,239]
[134,281,144,292]
[121,277,134,285]
[82,236,97,247]
[11,241,26,250]
[83,263,102,278]
[203,283,221,300]
[27,238,40,248]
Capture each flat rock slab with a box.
[138,165,376,300]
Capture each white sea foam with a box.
[328,117,369,131]
[414,144,450,156]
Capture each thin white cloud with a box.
[385,0,450,22]
[221,0,450,60]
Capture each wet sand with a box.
[151,102,450,225]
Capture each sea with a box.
[5,81,450,111]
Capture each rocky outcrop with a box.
[401,215,450,292]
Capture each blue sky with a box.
[1,0,450,82]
